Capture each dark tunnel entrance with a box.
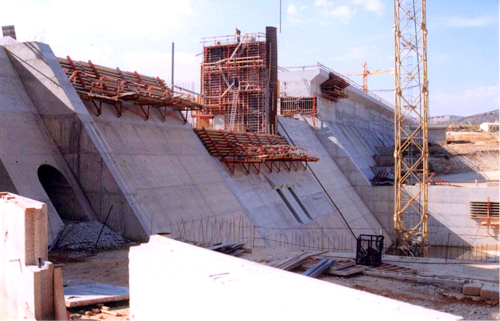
[38,164,88,221]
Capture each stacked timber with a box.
[208,243,250,256]
[269,251,327,271]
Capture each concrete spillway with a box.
[0,41,387,246]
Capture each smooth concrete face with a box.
[278,116,388,242]
[0,193,54,320]
[129,236,462,321]
[279,69,395,185]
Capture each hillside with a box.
[430,109,499,125]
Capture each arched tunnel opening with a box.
[38,164,88,222]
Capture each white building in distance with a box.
[480,122,499,132]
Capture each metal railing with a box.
[279,62,395,109]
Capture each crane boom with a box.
[345,61,393,93]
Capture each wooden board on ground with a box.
[366,263,417,274]
[301,259,356,273]
[269,251,327,271]
[329,265,368,276]
[64,283,129,308]
[363,270,468,287]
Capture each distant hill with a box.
[430,109,499,125]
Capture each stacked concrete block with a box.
[0,193,54,320]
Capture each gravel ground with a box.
[53,221,127,250]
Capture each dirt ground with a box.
[429,131,499,179]
[50,244,499,321]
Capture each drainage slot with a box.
[288,187,313,220]
[277,189,303,224]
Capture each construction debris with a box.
[64,283,129,308]
[302,258,334,278]
[54,221,126,251]
[208,243,250,256]
[269,251,327,271]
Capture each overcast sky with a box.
[1,0,498,116]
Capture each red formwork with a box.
[58,56,201,122]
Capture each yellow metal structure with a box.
[393,0,429,248]
[345,62,393,94]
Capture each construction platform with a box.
[58,56,201,122]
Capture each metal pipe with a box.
[172,42,175,87]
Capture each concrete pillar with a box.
[266,26,278,134]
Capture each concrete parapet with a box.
[129,236,461,320]
[0,192,54,320]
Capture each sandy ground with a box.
[429,131,499,180]
[49,244,499,321]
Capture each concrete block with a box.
[462,281,482,296]
[0,193,55,320]
[480,282,499,301]
[130,236,461,321]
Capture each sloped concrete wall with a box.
[5,41,385,246]
[0,193,54,320]
[0,45,96,244]
[6,42,250,241]
[5,42,149,241]
[280,69,394,184]
[129,236,461,321]
[278,116,387,241]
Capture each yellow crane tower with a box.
[345,62,394,94]
[393,0,429,254]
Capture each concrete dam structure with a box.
[0,39,497,251]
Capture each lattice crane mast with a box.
[393,0,429,252]
[345,62,394,94]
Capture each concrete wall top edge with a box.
[0,192,46,211]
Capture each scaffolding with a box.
[199,33,268,133]
[58,56,201,122]
[280,96,316,118]
[320,73,350,102]
[194,128,318,175]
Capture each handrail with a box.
[278,63,394,108]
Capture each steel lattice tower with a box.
[393,0,429,249]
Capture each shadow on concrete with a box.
[0,158,18,194]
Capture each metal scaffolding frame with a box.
[58,56,201,122]
[194,128,318,175]
[199,33,268,133]
[393,0,429,248]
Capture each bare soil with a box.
[50,245,499,321]
[429,131,499,178]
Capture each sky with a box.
[0,0,498,116]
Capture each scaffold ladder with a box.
[229,89,239,130]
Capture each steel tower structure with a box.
[393,0,429,249]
